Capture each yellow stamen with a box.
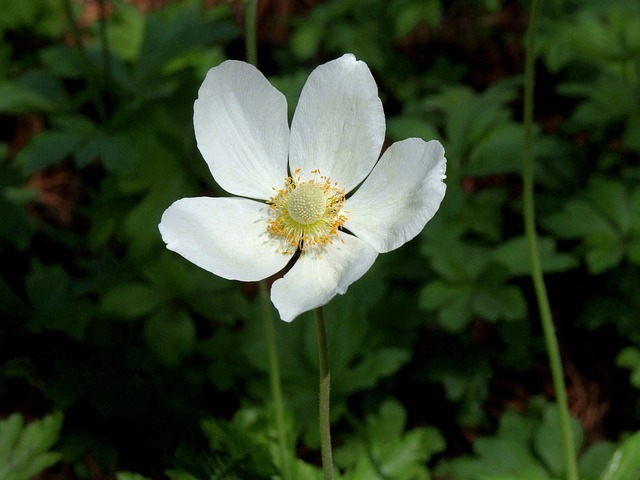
[267,169,347,254]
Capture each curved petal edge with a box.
[159,196,292,282]
[194,60,289,200]
[345,138,447,253]
[270,232,378,322]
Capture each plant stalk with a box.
[245,0,258,67]
[258,281,292,480]
[523,1,579,479]
[246,2,290,477]
[315,306,333,480]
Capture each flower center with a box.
[267,169,347,254]
[287,184,327,225]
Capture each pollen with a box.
[287,184,327,225]
[267,169,347,253]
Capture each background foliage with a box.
[1,0,639,478]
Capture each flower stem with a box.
[315,306,333,480]
[244,0,258,67]
[523,2,579,480]
[259,281,292,480]
[244,3,290,478]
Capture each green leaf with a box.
[291,23,322,59]
[616,348,640,390]
[466,122,524,176]
[144,309,196,366]
[116,474,153,480]
[423,239,491,281]
[616,347,640,369]
[589,177,631,232]
[74,132,133,171]
[585,231,625,274]
[533,404,584,476]
[438,403,583,480]
[493,236,579,276]
[599,430,640,480]
[0,413,63,480]
[0,81,55,113]
[338,348,411,392]
[40,46,85,78]
[25,262,92,340]
[101,283,165,319]
[471,284,526,321]
[198,414,277,480]
[386,116,439,143]
[106,1,146,61]
[0,194,33,249]
[544,200,613,239]
[337,400,445,480]
[15,131,88,175]
[134,7,239,84]
[580,441,617,480]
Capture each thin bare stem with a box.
[244,0,258,67]
[315,306,333,480]
[258,281,292,480]
[523,1,579,479]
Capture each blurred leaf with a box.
[291,23,323,60]
[102,283,165,319]
[74,131,133,172]
[393,0,441,37]
[386,116,440,143]
[493,236,579,276]
[116,474,153,480]
[0,193,33,249]
[599,430,640,480]
[533,404,584,477]
[15,131,88,175]
[426,80,519,162]
[543,176,640,274]
[144,309,196,366]
[616,347,640,389]
[424,353,492,427]
[25,262,92,340]
[196,414,277,480]
[0,81,56,113]
[40,46,85,79]
[0,0,63,36]
[438,403,583,480]
[466,122,524,176]
[580,442,617,480]
[0,413,63,480]
[134,7,239,85]
[106,1,146,61]
[336,400,445,480]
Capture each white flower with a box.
[159,54,446,322]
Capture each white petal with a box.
[289,54,385,193]
[159,197,292,281]
[271,232,378,322]
[345,139,446,253]
[194,60,289,200]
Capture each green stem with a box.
[523,2,579,480]
[60,0,107,121]
[259,281,291,480]
[244,0,258,67]
[245,3,290,477]
[315,307,333,480]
